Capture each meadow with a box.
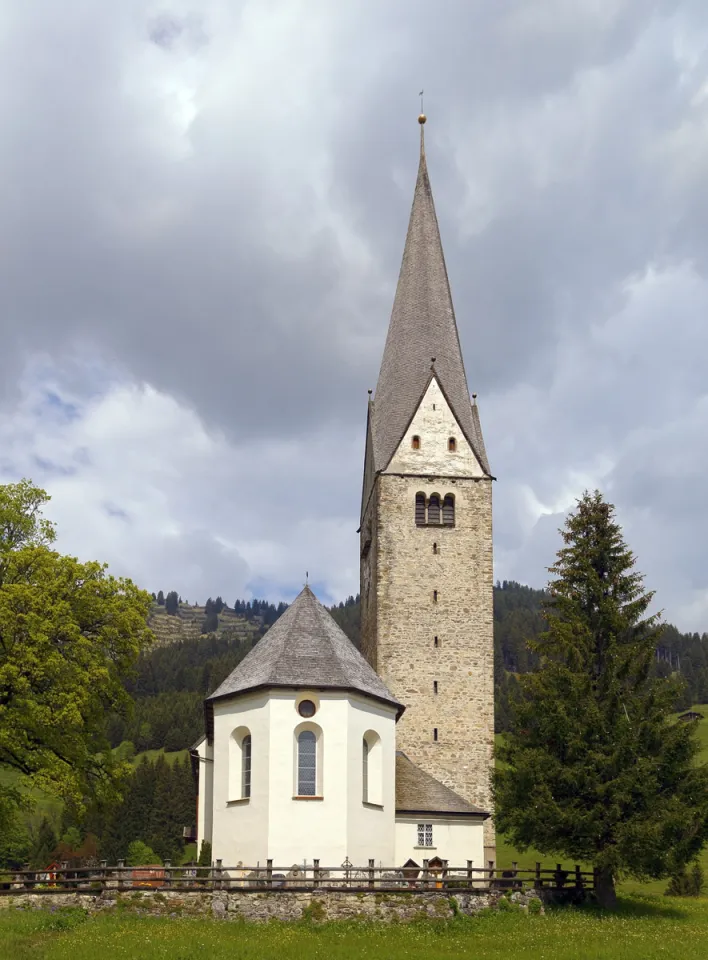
[1,896,707,960]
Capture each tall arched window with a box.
[297,730,317,796]
[442,494,455,526]
[241,734,252,799]
[362,737,369,803]
[428,494,441,524]
[229,726,252,801]
[415,493,426,525]
[362,731,382,805]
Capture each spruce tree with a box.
[494,491,708,908]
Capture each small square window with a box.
[417,823,434,847]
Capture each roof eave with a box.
[206,682,405,719]
[395,807,490,820]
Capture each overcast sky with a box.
[1,1,707,630]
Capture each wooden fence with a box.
[0,859,596,895]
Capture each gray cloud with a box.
[1,1,708,626]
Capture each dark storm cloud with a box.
[1,1,708,625]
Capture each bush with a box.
[665,863,705,897]
[126,840,160,867]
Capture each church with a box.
[192,113,495,870]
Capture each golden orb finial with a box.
[418,113,427,125]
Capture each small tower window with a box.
[415,493,426,526]
[442,494,455,526]
[433,728,439,742]
[433,590,438,603]
[428,494,441,524]
[411,435,421,450]
[434,636,439,647]
[432,542,438,555]
[448,437,457,452]
[433,681,438,694]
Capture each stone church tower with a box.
[360,116,495,857]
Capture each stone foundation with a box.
[0,888,543,923]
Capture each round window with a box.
[297,699,316,718]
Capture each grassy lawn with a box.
[1,896,707,960]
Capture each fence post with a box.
[556,863,563,889]
[575,864,582,890]
[266,859,273,889]
[442,860,448,888]
[313,859,320,890]
[466,860,473,886]
[422,859,429,890]
[535,862,541,889]
[163,859,171,888]
[368,859,375,890]
[488,860,495,888]
[215,859,223,891]
[117,859,125,890]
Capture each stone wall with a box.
[364,470,495,851]
[0,888,542,923]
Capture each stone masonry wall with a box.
[371,473,495,850]
[0,888,543,922]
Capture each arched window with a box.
[297,730,317,796]
[362,737,369,803]
[411,435,421,450]
[428,494,441,524]
[448,437,457,452]
[442,494,455,526]
[229,727,252,801]
[241,734,252,798]
[415,493,426,525]
[362,731,382,805]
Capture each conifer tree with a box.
[494,491,708,908]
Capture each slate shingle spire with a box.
[370,116,489,477]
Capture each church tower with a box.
[360,115,495,857]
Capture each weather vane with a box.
[419,89,424,113]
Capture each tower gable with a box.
[386,377,485,478]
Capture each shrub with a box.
[665,863,705,897]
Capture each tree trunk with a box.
[595,866,617,909]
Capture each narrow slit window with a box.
[411,435,421,450]
[433,728,438,742]
[434,636,439,647]
[428,494,441,524]
[433,590,438,603]
[415,493,426,526]
[433,681,438,694]
[448,437,457,452]
[432,542,438,554]
[442,494,455,526]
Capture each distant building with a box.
[193,114,493,869]
[678,711,703,722]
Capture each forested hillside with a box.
[108,584,708,751]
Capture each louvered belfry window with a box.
[428,494,441,524]
[415,493,426,525]
[442,494,455,526]
[298,730,317,796]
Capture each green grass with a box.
[130,748,189,767]
[1,896,708,959]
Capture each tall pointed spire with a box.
[371,114,489,475]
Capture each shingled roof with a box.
[395,752,489,817]
[369,121,490,481]
[207,585,403,715]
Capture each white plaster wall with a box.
[208,689,397,870]
[346,695,396,867]
[386,378,484,477]
[196,738,213,853]
[211,692,270,867]
[394,816,485,869]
